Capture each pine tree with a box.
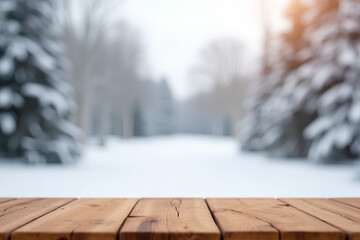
[259,0,315,157]
[239,0,311,156]
[133,103,146,137]
[241,0,360,162]
[0,0,79,163]
[154,79,175,135]
[300,0,360,162]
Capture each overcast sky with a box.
[118,0,288,99]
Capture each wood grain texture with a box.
[281,198,360,240]
[331,198,360,209]
[0,198,74,240]
[0,198,16,204]
[12,198,138,240]
[120,198,220,240]
[206,198,278,240]
[206,198,343,240]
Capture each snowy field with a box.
[0,135,359,198]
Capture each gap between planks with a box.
[330,198,360,210]
[0,198,16,204]
[119,198,221,240]
[206,198,346,240]
[280,198,360,240]
[12,199,138,240]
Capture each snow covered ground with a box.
[0,135,359,197]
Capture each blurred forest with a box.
[56,0,249,143]
[0,0,360,164]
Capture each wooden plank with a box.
[281,198,360,240]
[0,198,74,240]
[0,198,16,204]
[12,198,138,240]
[331,198,360,209]
[206,198,344,240]
[207,198,280,240]
[206,198,278,240]
[120,198,220,240]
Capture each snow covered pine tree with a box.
[0,0,79,163]
[301,0,360,162]
[239,0,311,157]
[240,0,360,162]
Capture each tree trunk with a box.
[99,90,111,146]
[122,108,134,138]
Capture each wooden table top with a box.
[0,198,359,240]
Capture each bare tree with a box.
[56,0,119,142]
[191,38,250,136]
[107,23,147,139]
